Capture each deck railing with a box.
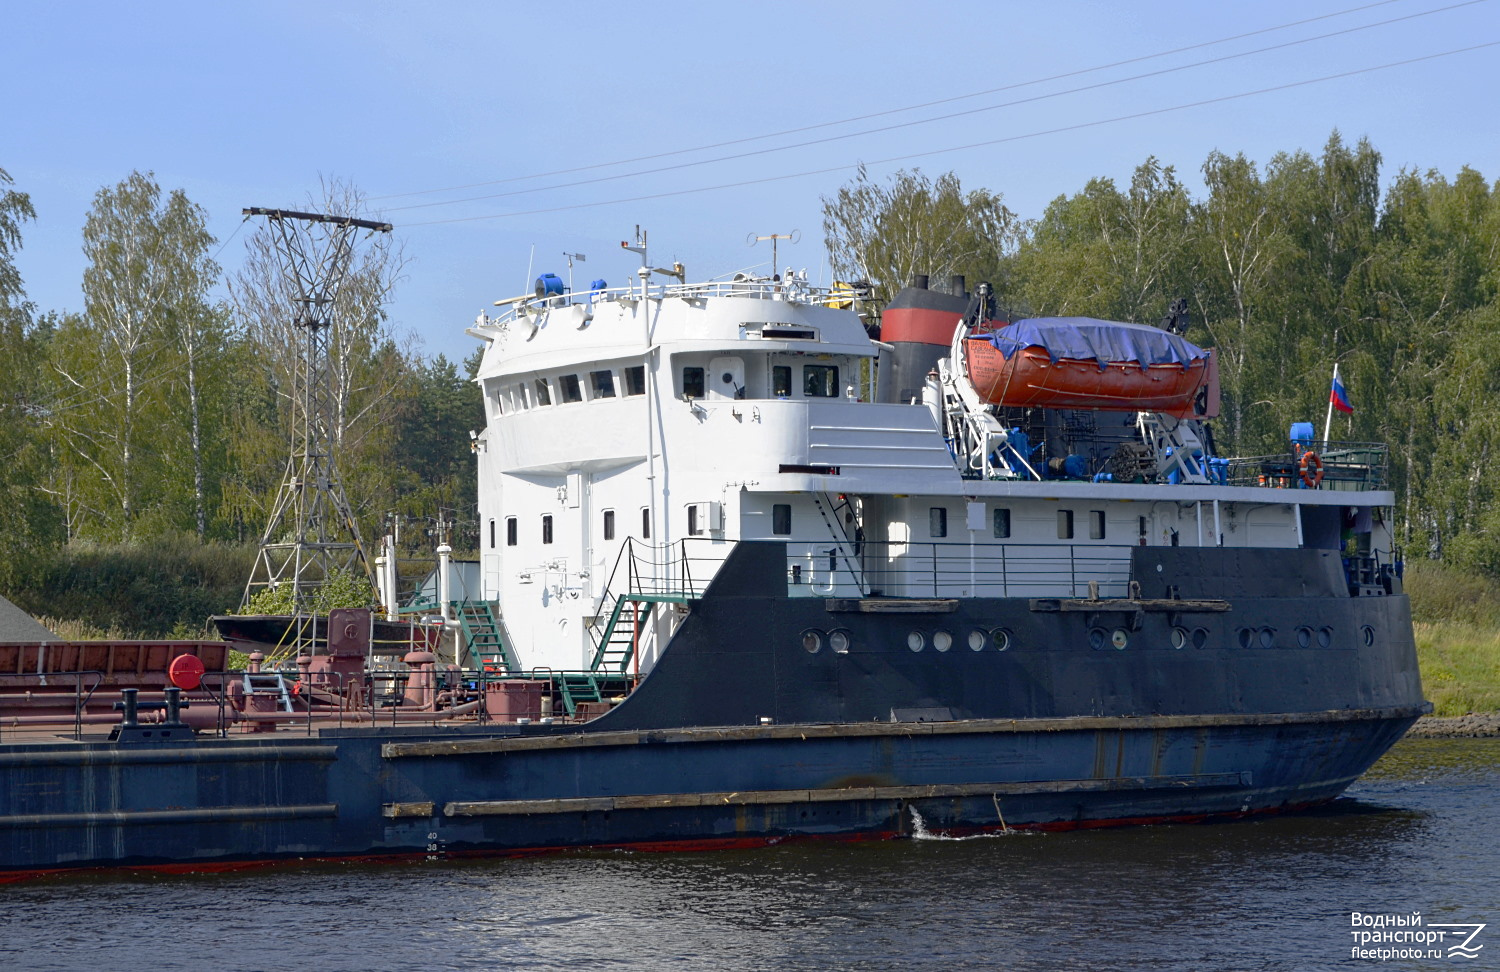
[1225,440,1388,491]
[786,540,1136,600]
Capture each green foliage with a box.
[822,166,1022,306]
[0,170,62,589]
[1016,157,1196,325]
[240,567,375,615]
[1414,621,1500,717]
[4,538,254,639]
[45,170,224,543]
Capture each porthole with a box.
[1192,627,1210,649]
[1296,626,1313,649]
[1259,627,1276,649]
[1089,628,1108,651]
[1111,629,1129,650]
[1361,625,1376,647]
[933,630,953,652]
[907,631,925,652]
[1317,626,1333,648]
[1170,627,1189,650]
[801,629,824,654]
[968,629,987,651]
[1237,628,1253,650]
[829,629,851,654]
[990,628,1012,651]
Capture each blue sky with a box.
[6,0,1497,363]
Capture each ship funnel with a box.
[878,276,969,404]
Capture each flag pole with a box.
[1322,363,1339,445]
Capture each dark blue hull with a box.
[0,543,1426,877]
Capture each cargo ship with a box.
[0,251,1425,879]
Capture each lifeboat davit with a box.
[964,316,1218,418]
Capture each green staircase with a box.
[587,593,693,674]
[456,600,519,674]
[557,672,605,714]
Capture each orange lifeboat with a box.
[963,317,1217,418]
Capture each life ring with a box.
[1300,451,1324,488]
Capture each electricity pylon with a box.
[240,207,393,612]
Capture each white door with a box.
[708,356,745,401]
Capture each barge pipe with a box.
[2,699,483,730]
[232,699,483,724]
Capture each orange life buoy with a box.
[1300,451,1324,488]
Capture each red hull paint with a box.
[965,339,1212,417]
[0,799,1326,884]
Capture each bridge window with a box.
[773,365,792,398]
[1089,510,1106,540]
[590,370,616,399]
[533,378,551,406]
[603,510,615,541]
[506,516,517,546]
[993,508,1011,538]
[1057,510,1074,539]
[488,518,495,549]
[624,366,646,396]
[542,515,554,544]
[930,507,947,538]
[803,364,839,398]
[559,374,582,403]
[682,366,705,398]
[641,507,651,539]
[773,504,792,535]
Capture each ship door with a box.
[708,356,745,401]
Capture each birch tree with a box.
[821,166,1022,305]
[0,168,63,583]
[47,171,220,540]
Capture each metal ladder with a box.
[242,672,295,712]
[456,600,518,674]
[588,593,695,674]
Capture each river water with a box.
[3,737,1496,971]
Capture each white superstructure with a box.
[468,244,1397,675]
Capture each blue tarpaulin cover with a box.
[980,317,1208,371]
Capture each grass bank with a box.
[1404,561,1500,716]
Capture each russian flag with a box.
[1330,373,1353,414]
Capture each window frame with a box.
[803,364,839,398]
[624,365,646,396]
[772,365,792,398]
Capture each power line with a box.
[403,40,1499,227]
[369,0,1440,203]
[383,0,1484,216]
